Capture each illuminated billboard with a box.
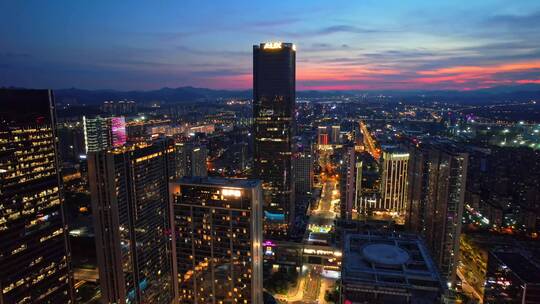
[110,116,127,147]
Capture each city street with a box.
[306,177,338,243]
[275,174,340,304]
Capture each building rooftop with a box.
[381,145,409,155]
[173,176,261,189]
[342,232,444,294]
[417,137,468,155]
[491,251,540,284]
[254,42,295,50]
[362,244,410,266]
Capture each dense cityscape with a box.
[2,2,540,304]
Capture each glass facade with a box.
[0,89,73,303]
[171,177,263,304]
[380,150,409,213]
[88,140,176,304]
[83,115,126,153]
[253,42,296,238]
[293,147,313,196]
[83,116,110,153]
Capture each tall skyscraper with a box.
[83,116,110,153]
[407,141,468,286]
[170,177,263,304]
[293,142,313,196]
[57,122,85,162]
[330,125,340,144]
[339,143,366,219]
[0,89,74,303]
[174,142,208,178]
[340,144,356,220]
[318,133,329,146]
[109,116,127,147]
[239,142,249,171]
[317,125,329,146]
[354,160,363,213]
[253,41,296,237]
[88,140,176,304]
[380,149,409,213]
[189,144,208,177]
[407,146,430,234]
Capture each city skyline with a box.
[1,2,540,303]
[2,1,540,91]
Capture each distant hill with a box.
[46,83,540,105]
[54,87,251,105]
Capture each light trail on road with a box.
[359,120,381,161]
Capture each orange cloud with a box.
[415,74,490,84]
[212,60,540,91]
[516,79,540,84]
[410,60,540,89]
[298,65,400,82]
[418,61,540,76]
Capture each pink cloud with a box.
[201,60,540,91]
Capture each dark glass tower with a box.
[0,89,74,303]
[88,140,176,304]
[253,42,296,238]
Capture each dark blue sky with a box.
[2,0,540,90]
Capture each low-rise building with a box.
[341,232,445,303]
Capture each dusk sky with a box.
[2,0,540,91]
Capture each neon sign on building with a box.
[110,117,127,147]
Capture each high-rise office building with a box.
[354,160,363,213]
[293,142,313,196]
[407,146,429,234]
[317,126,329,146]
[318,133,329,146]
[330,125,340,144]
[189,144,208,177]
[88,140,176,304]
[174,143,188,178]
[0,89,74,303]
[109,116,127,147]
[57,122,85,162]
[253,42,296,237]
[83,116,110,153]
[239,142,249,171]
[380,149,409,213]
[340,144,356,220]
[338,143,366,219]
[174,142,208,178]
[170,177,263,304]
[83,116,126,153]
[407,141,468,286]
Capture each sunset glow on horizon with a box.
[203,58,540,91]
[1,0,540,91]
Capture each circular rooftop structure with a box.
[362,244,410,266]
